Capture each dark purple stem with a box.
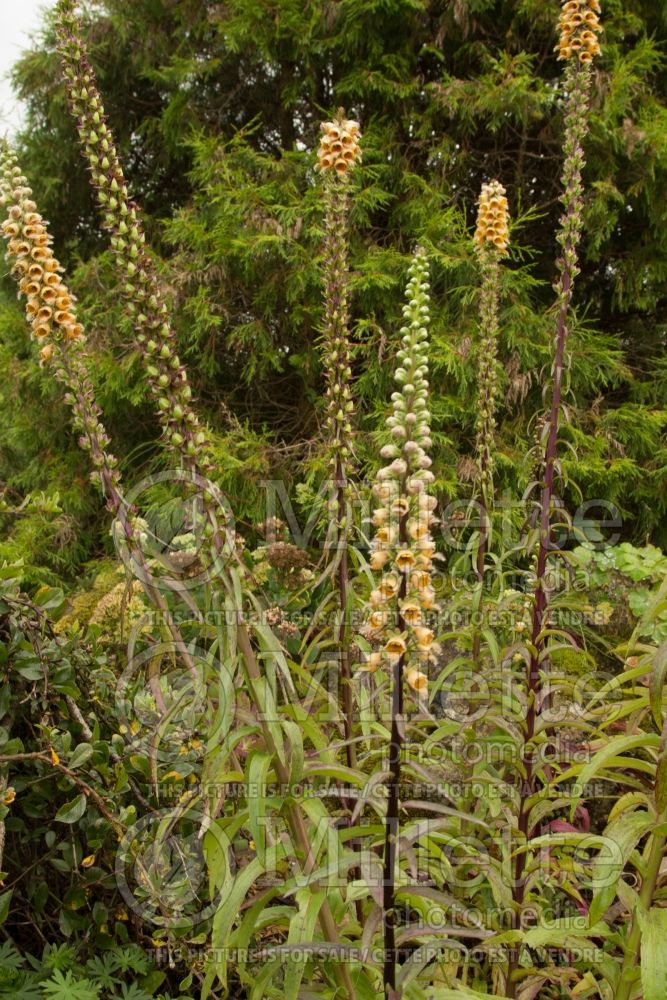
[508,60,591,997]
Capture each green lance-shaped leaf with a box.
[640,907,667,1000]
[649,639,667,730]
[588,810,656,925]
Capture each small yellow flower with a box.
[370,550,390,571]
[375,525,397,546]
[49,748,60,766]
[379,573,400,598]
[405,669,429,693]
[474,180,510,256]
[407,519,430,540]
[385,635,407,660]
[414,626,434,647]
[391,497,410,517]
[3,788,16,805]
[369,610,389,630]
[400,601,422,625]
[418,493,437,512]
[418,538,436,557]
[395,549,416,572]
[359,651,383,673]
[318,114,362,174]
[373,482,396,502]
[557,0,602,63]
[81,854,96,869]
[66,322,84,340]
[372,508,388,527]
[419,586,436,609]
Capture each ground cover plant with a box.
[0,1,666,998]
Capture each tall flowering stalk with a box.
[0,145,199,683]
[55,0,231,562]
[472,180,509,586]
[509,2,602,992]
[364,248,438,997]
[317,111,361,771]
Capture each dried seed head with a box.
[318,111,362,175]
[557,0,602,63]
[474,180,510,256]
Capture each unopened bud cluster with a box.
[318,113,361,175]
[0,156,84,361]
[55,2,215,477]
[362,249,439,694]
[554,61,591,314]
[474,181,510,256]
[319,115,362,506]
[557,0,602,64]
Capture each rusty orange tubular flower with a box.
[557,0,602,64]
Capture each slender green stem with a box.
[372,249,435,996]
[508,59,591,997]
[321,169,357,773]
[614,829,666,1000]
[472,251,501,662]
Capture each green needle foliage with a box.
[3,0,666,561]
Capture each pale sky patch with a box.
[0,1,58,133]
